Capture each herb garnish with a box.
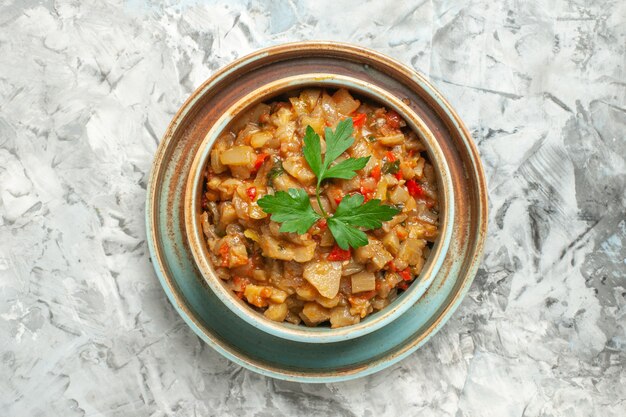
[382,160,400,174]
[257,118,400,249]
[266,160,284,186]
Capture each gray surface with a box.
[1,0,625,415]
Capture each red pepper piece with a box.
[327,245,351,261]
[246,186,257,201]
[352,113,367,128]
[399,268,412,281]
[370,165,381,181]
[254,153,269,171]
[394,171,403,180]
[385,151,396,162]
[406,179,424,197]
[359,186,374,202]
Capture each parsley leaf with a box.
[327,217,369,250]
[323,118,355,164]
[324,157,370,179]
[333,194,400,229]
[302,126,322,177]
[303,118,370,185]
[257,189,320,234]
[328,194,401,249]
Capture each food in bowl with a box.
[199,88,440,328]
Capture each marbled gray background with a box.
[1,0,624,415]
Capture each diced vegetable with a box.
[397,238,423,266]
[379,133,405,146]
[382,231,400,256]
[354,238,393,270]
[341,258,364,276]
[316,294,341,308]
[330,306,360,328]
[300,302,331,326]
[250,131,273,148]
[220,146,256,166]
[282,156,316,185]
[259,235,316,262]
[332,88,360,115]
[264,302,288,321]
[350,271,376,293]
[389,185,410,204]
[302,260,343,298]
[244,284,272,308]
[219,202,238,229]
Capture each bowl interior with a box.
[184,73,455,343]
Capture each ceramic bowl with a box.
[184,74,455,343]
[146,41,487,382]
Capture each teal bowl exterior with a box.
[146,42,488,382]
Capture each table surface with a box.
[1,1,624,416]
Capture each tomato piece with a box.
[394,172,403,180]
[385,151,396,162]
[327,245,351,261]
[386,260,397,272]
[397,282,409,291]
[352,112,367,128]
[370,165,381,181]
[218,243,229,266]
[399,268,412,281]
[254,153,270,170]
[359,186,374,202]
[246,186,257,201]
[406,179,424,197]
[318,218,327,230]
[385,110,401,129]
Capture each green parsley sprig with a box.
[257,118,400,249]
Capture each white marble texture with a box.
[1,0,625,415]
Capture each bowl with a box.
[184,74,455,343]
[146,41,487,381]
